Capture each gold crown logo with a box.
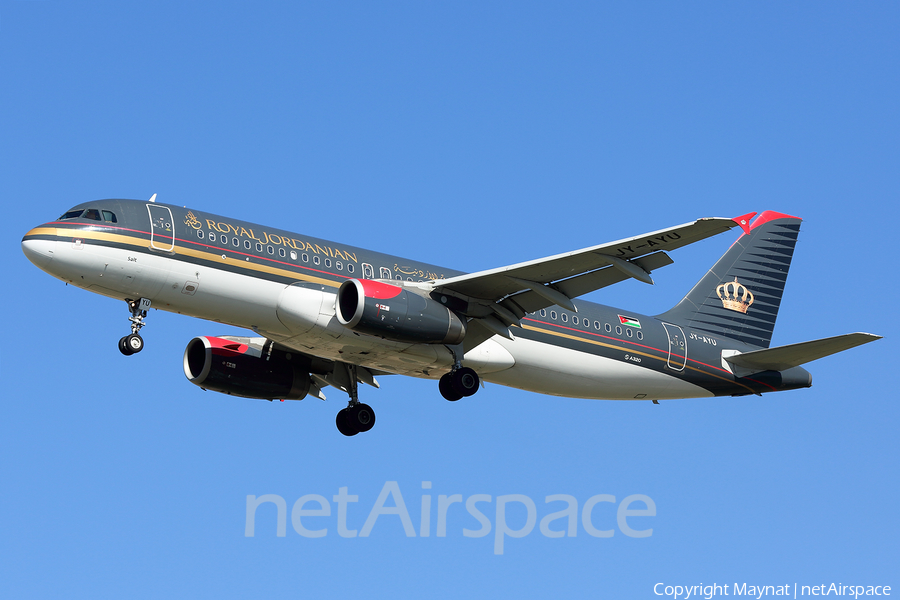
[717,277,754,313]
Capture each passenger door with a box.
[147,204,175,252]
[662,323,687,371]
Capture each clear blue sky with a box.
[2,2,897,598]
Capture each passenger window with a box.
[637,331,643,340]
[245,240,251,250]
[594,321,600,330]
[279,248,286,258]
[572,316,579,325]
[347,264,355,273]
[313,256,320,265]
[616,326,622,335]
[325,258,332,268]
[336,261,343,270]
[363,263,374,278]
[561,313,568,323]
[197,230,204,239]
[550,311,557,320]
[101,210,117,223]
[605,323,612,332]
[290,250,297,260]
[256,243,263,252]
[232,237,239,247]
[267,246,274,255]
[221,234,227,244]
[83,209,101,221]
[380,267,391,279]
[302,253,309,262]
[540,309,546,317]
[626,328,633,337]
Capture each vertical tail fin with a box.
[658,211,802,348]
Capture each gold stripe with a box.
[51,228,340,289]
[24,226,58,237]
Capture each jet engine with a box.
[183,336,311,400]
[335,279,466,344]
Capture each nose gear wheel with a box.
[119,333,144,356]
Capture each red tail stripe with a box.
[749,210,801,230]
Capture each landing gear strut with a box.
[119,298,150,356]
[335,363,376,437]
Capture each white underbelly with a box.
[487,336,712,400]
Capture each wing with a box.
[428,216,744,346]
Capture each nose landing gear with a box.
[119,298,151,356]
[119,333,144,355]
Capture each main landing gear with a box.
[119,298,150,356]
[439,366,480,401]
[336,403,376,437]
[335,364,376,437]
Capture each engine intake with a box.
[183,336,311,400]
[335,279,466,344]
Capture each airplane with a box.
[22,196,880,436]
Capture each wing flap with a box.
[505,252,674,313]
[724,333,881,372]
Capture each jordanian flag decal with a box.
[618,315,642,328]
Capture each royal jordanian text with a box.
[200,216,359,262]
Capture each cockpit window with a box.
[57,208,117,222]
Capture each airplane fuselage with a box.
[22,198,812,403]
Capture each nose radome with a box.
[22,234,55,270]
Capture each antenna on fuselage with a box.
[148,193,157,203]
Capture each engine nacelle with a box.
[335,279,466,344]
[183,336,311,400]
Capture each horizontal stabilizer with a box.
[724,333,881,372]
